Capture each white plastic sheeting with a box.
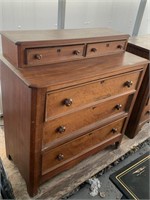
[88,177,101,197]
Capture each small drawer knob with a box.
[57,154,64,161]
[57,126,66,133]
[117,45,123,49]
[73,50,80,55]
[115,104,122,110]
[125,80,133,88]
[91,48,97,52]
[112,128,118,133]
[35,54,42,60]
[64,98,73,107]
[57,49,61,53]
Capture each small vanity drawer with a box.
[86,40,126,57]
[25,44,85,66]
[43,94,132,146]
[45,71,141,120]
[42,118,126,174]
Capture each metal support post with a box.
[132,0,147,36]
[57,0,66,29]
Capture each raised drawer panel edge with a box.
[43,93,133,147]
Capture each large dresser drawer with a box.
[45,71,141,120]
[86,40,126,57]
[25,44,85,66]
[42,118,126,174]
[43,94,132,147]
[139,98,150,124]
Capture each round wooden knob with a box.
[64,98,73,107]
[57,49,61,53]
[91,48,97,52]
[57,126,66,133]
[115,104,122,110]
[125,80,133,88]
[35,54,42,60]
[117,45,123,49]
[57,154,64,161]
[112,128,118,133]
[73,50,80,55]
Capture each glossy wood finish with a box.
[0,60,47,196]
[0,29,149,197]
[1,28,129,68]
[0,52,146,90]
[45,70,141,120]
[86,40,126,57]
[1,28,128,44]
[0,61,32,191]
[126,35,150,138]
[1,35,18,66]
[26,44,85,66]
[42,118,126,175]
[43,93,133,147]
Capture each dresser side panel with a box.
[125,64,149,138]
[126,39,150,138]
[1,35,18,67]
[127,44,149,59]
[1,61,31,184]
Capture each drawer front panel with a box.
[86,40,126,57]
[26,44,84,66]
[43,94,132,146]
[46,71,140,120]
[140,103,150,123]
[42,118,125,174]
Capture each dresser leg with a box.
[6,154,12,161]
[27,185,38,197]
[115,141,120,149]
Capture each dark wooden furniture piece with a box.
[110,152,150,199]
[126,35,150,138]
[0,28,148,196]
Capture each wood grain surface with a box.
[0,29,149,197]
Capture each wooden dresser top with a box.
[1,28,129,45]
[1,52,148,90]
[128,35,150,51]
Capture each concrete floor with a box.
[65,139,150,200]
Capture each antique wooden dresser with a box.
[126,35,150,138]
[0,28,148,196]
